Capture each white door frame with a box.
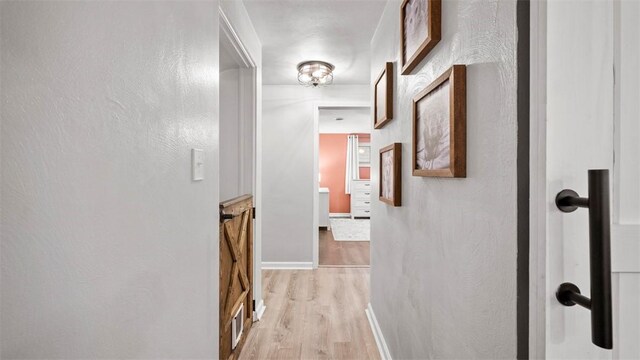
[528,0,547,358]
[219,7,265,320]
[529,1,640,358]
[312,101,371,269]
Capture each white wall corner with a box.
[365,303,392,360]
[253,299,266,321]
[261,262,313,270]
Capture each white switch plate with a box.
[192,149,204,181]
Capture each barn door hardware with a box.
[555,169,612,349]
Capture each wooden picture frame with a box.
[400,0,441,75]
[379,143,402,206]
[412,65,466,178]
[374,62,394,129]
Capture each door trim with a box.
[312,101,371,269]
[219,5,264,322]
[529,0,547,358]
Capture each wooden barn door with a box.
[220,195,253,360]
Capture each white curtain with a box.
[345,134,360,194]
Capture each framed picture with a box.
[374,62,394,129]
[400,0,441,75]
[412,65,466,178]
[379,143,402,206]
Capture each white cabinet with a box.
[350,180,371,218]
[319,187,330,229]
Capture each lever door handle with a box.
[555,169,613,349]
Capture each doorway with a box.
[219,30,254,202]
[218,11,259,360]
[314,105,372,267]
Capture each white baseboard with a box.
[253,299,266,321]
[365,303,392,360]
[329,213,351,218]
[261,262,313,270]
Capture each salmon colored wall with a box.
[359,167,371,179]
[319,133,370,213]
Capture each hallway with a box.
[2,0,639,359]
[239,269,379,360]
[319,229,370,267]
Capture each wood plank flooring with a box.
[238,268,380,360]
[319,229,370,267]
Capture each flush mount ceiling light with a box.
[297,60,335,87]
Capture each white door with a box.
[539,0,640,359]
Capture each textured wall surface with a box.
[369,0,519,358]
[1,2,220,357]
[262,85,368,263]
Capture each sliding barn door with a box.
[220,195,254,360]
[544,0,640,358]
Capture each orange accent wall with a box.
[359,167,371,179]
[319,133,370,213]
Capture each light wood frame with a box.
[373,62,394,129]
[400,0,442,75]
[412,65,466,178]
[379,143,402,206]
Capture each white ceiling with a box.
[319,106,371,133]
[243,0,388,85]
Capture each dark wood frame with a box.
[400,0,441,75]
[373,62,394,129]
[412,65,466,178]
[379,143,402,206]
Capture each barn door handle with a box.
[220,213,234,222]
[220,209,254,222]
[555,169,612,349]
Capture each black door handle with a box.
[555,169,613,349]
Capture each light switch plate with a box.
[192,149,204,181]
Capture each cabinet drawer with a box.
[353,199,372,208]
[353,190,372,200]
[352,208,371,217]
[352,181,371,191]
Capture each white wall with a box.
[262,85,369,263]
[219,63,256,201]
[319,107,372,134]
[219,64,242,201]
[0,2,221,358]
[369,0,519,358]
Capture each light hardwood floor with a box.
[238,268,380,360]
[319,229,370,267]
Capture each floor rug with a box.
[329,218,370,241]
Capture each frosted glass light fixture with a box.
[297,60,335,87]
